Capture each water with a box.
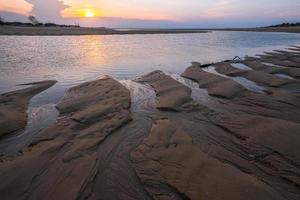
[169,74,209,104]
[1,31,300,104]
[274,73,295,80]
[120,80,156,111]
[261,62,284,68]
[231,63,252,70]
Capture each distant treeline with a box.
[268,23,300,27]
[0,21,80,28]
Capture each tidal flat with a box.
[0,45,300,200]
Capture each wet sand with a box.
[0,80,56,138]
[0,26,209,36]
[0,46,300,200]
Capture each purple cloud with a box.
[25,0,69,23]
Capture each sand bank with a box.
[0,26,209,36]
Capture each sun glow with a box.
[85,10,95,18]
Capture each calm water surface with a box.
[1,31,300,105]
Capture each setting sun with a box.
[85,10,95,18]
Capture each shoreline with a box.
[1,25,300,36]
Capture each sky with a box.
[0,0,300,28]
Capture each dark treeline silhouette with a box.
[0,16,80,27]
[0,21,80,27]
[268,22,300,27]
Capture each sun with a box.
[85,10,95,18]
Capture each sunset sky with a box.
[0,0,299,28]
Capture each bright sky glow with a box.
[84,10,95,18]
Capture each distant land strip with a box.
[0,23,299,35]
[0,26,210,36]
[210,26,300,33]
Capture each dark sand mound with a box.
[252,51,300,68]
[213,62,299,88]
[136,70,194,111]
[241,49,300,79]
[131,118,286,200]
[240,60,300,78]
[0,80,56,138]
[182,65,246,99]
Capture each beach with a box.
[0,45,300,200]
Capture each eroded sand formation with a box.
[0,80,56,138]
[0,46,300,200]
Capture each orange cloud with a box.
[0,0,32,15]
